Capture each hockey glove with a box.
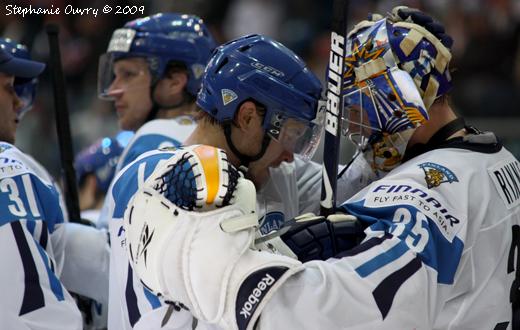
[388,6,453,49]
[123,146,303,330]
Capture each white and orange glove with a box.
[123,146,302,330]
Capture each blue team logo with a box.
[419,162,458,188]
[259,211,285,235]
[221,89,238,106]
[0,143,12,153]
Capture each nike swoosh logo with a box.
[321,167,333,209]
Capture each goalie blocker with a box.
[124,145,302,330]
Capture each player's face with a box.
[246,136,294,188]
[0,73,22,144]
[107,58,153,131]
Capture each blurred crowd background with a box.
[1,0,519,178]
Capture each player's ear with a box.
[165,71,188,96]
[235,100,259,131]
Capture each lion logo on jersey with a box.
[419,162,458,188]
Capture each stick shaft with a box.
[46,24,81,222]
[320,0,349,216]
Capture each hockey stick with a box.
[46,24,81,223]
[320,0,349,217]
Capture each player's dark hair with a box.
[164,61,196,103]
[194,99,266,127]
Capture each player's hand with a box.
[388,6,453,49]
[279,213,365,262]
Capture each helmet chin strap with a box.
[223,123,271,168]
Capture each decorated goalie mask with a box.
[342,17,452,172]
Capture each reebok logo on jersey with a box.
[235,267,288,329]
[239,273,275,318]
[221,89,238,106]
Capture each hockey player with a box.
[106,34,324,329]
[124,7,520,329]
[73,134,128,329]
[75,135,126,223]
[0,39,82,329]
[97,13,361,234]
[98,13,217,173]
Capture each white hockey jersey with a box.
[106,149,346,329]
[256,135,518,329]
[103,115,375,329]
[255,154,375,236]
[0,142,82,329]
[115,117,197,174]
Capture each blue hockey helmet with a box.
[197,34,325,161]
[75,136,126,193]
[98,13,217,99]
[0,38,45,119]
[341,12,453,171]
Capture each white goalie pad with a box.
[124,145,302,330]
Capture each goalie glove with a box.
[123,145,302,330]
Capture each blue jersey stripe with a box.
[26,220,35,235]
[34,240,64,301]
[356,240,409,277]
[336,233,392,258]
[143,287,161,309]
[11,221,45,315]
[126,264,141,326]
[39,221,48,250]
[372,256,422,319]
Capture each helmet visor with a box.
[98,53,152,100]
[267,100,326,161]
[342,67,427,149]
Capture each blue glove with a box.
[280,215,365,262]
[390,6,453,49]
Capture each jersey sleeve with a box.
[118,134,182,172]
[257,175,467,329]
[294,157,323,215]
[0,146,82,328]
[108,150,179,328]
